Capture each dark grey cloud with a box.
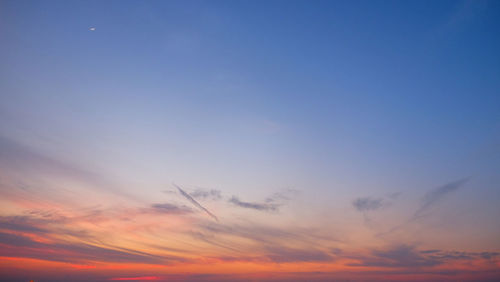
[174,183,218,221]
[413,178,469,219]
[189,188,222,201]
[353,197,385,212]
[150,203,193,214]
[229,196,279,211]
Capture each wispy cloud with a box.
[352,194,396,226]
[0,136,136,200]
[0,136,104,186]
[0,215,93,240]
[195,220,339,258]
[174,183,219,222]
[189,188,222,201]
[377,178,470,237]
[1,202,499,280]
[229,196,279,211]
[150,203,193,215]
[265,189,299,203]
[353,197,385,212]
[413,178,469,219]
[0,231,177,264]
[228,189,298,212]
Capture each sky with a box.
[1,0,500,281]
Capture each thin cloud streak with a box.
[377,178,470,237]
[229,196,279,211]
[0,231,174,264]
[150,203,193,215]
[174,183,219,222]
[413,178,469,219]
[0,136,139,201]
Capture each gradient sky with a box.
[1,0,500,281]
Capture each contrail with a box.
[173,183,219,222]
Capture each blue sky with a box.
[0,1,500,280]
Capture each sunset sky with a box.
[1,0,500,281]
